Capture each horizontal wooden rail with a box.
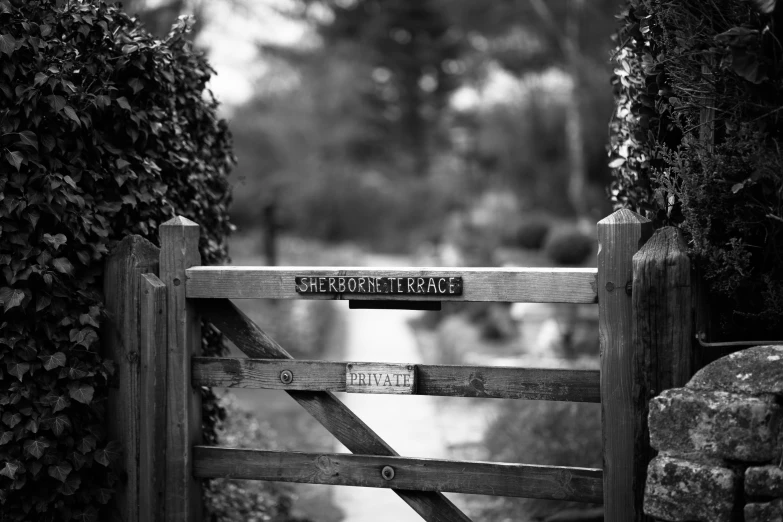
[193,447,603,503]
[185,267,598,303]
[192,358,600,402]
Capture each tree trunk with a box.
[564,0,589,228]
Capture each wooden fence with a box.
[103,209,698,522]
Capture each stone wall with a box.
[643,345,783,522]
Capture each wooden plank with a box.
[186,267,599,303]
[346,363,416,394]
[632,227,692,522]
[160,216,203,522]
[193,447,604,504]
[140,274,167,522]
[418,364,600,402]
[194,298,472,522]
[192,357,600,402]
[597,209,652,522]
[103,235,160,522]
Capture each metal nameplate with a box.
[295,276,463,296]
[345,362,416,395]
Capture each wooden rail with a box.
[185,266,599,303]
[192,357,601,402]
[193,447,603,504]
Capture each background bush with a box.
[479,402,602,521]
[609,0,783,339]
[0,1,237,519]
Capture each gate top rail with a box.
[185,266,598,303]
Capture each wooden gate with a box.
[107,209,696,522]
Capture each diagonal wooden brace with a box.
[195,298,472,522]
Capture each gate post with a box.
[597,209,652,522]
[160,217,203,522]
[631,226,693,520]
[103,236,160,522]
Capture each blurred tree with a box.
[445,0,620,221]
[288,0,464,176]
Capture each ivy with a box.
[609,0,783,338]
[0,0,234,519]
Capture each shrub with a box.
[609,0,783,338]
[511,216,551,250]
[204,395,313,522]
[0,1,235,519]
[543,228,595,266]
[479,401,602,521]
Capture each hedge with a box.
[0,1,235,520]
[609,0,783,339]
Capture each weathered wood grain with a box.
[160,217,203,522]
[597,209,652,522]
[103,235,159,522]
[632,227,692,522]
[186,267,599,303]
[140,274,167,522]
[195,298,472,522]
[193,447,603,504]
[192,358,600,402]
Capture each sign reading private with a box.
[345,362,416,395]
[295,275,463,296]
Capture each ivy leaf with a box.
[0,430,13,445]
[128,78,144,94]
[93,441,121,466]
[36,294,51,312]
[63,105,81,126]
[52,414,72,436]
[6,361,30,381]
[48,461,72,482]
[23,437,50,459]
[52,257,74,275]
[78,313,99,328]
[95,488,113,504]
[72,506,98,522]
[116,97,131,111]
[5,150,23,171]
[68,382,94,404]
[2,411,22,428]
[43,233,67,250]
[58,475,81,496]
[34,73,49,87]
[0,461,18,479]
[39,352,66,371]
[17,131,38,151]
[0,34,15,56]
[47,95,66,112]
[0,287,25,312]
[76,435,96,454]
[52,395,70,413]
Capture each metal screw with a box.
[173,278,181,286]
[280,370,293,385]
[381,466,395,480]
[605,281,615,292]
[407,365,413,371]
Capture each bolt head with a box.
[381,465,395,480]
[280,370,293,384]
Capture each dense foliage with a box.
[0,0,234,519]
[609,0,783,339]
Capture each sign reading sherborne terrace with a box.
[295,275,463,296]
[345,362,416,395]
